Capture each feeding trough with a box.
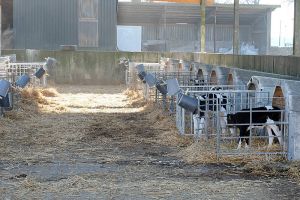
[16,74,30,88]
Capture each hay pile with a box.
[40,88,59,97]
[124,88,147,107]
[178,140,217,164]
[144,105,192,147]
[287,162,300,181]
[20,88,49,105]
[4,87,59,120]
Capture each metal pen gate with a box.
[176,85,246,136]
[7,63,47,87]
[182,89,288,158]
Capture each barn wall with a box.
[140,23,252,53]
[2,50,300,85]
[194,53,300,78]
[13,0,78,50]
[13,0,117,51]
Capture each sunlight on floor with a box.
[43,85,145,114]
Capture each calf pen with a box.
[0,57,51,116]
[176,87,288,159]
[128,57,300,160]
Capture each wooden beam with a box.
[213,8,217,53]
[0,4,1,55]
[266,9,271,55]
[294,0,300,56]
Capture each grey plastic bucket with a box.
[167,78,180,96]
[178,94,198,113]
[45,57,56,69]
[156,81,168,95]
[16,74,30,88]
[34,67,46,79]
[144,73,157,87]
[0,93,12,108]
[136,64,145,74]
[138,71,147,82]
[0,80,11,97]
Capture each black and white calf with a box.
[193,91,229,137]
[227,106,283,149]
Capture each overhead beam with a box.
[294,0,300,56]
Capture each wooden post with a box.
[200,0,206,53]
[266,9,271,55]
[0,3,1,55]
[213,8,217,53]
[233,0,240,55]
[294,0,300,56]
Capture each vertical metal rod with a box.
[216,93,220,161]
[249,97,253,148]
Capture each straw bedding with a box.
[0,85,299,197]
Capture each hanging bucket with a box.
[144,73,157,87]
[166,78,180,96]
[45,57,56,69]
[136,64,145,74]
[178,94,198,113]
[156,81,168,95]
[34,67,46,79]
[0,93,12,108]
[138,71,147,82]
[0,80,11,97]
[16,74,30,88]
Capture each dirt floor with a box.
[0,85,300,199]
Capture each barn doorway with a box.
[210,70,218,85]
[272,86,285,109]
[189,63,194,72]
[247,83,257,108]
[227,73,233,85]
[197,69,204,80]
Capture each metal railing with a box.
[7,62,47,87]
[177,89,288,158]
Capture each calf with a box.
[227,106,283,149]
[193,92,229,136]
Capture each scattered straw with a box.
[124,88,147,107]
[178,140,217,164]
[40,88,59,97]
[20,88,49,105]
